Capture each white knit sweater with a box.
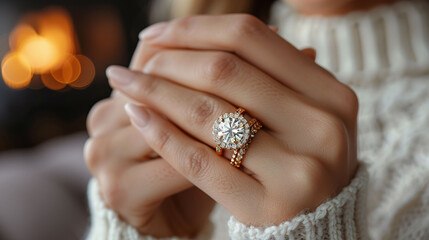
[86,1,429,239]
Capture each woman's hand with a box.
[84,55,214,238]
[109,14,358,226]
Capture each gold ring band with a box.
[230,119,262,168]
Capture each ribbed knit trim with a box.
[271,0,429,84]
[228,166,368,240]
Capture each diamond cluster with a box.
[212,112,250,149]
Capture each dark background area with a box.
[0,0,275,152]
[0,1,275,239]
[0,0,151,151]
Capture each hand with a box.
[109,14,358,226]
[83,27,309,236]
[84,45,214,238]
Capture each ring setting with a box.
[212,107,261,168]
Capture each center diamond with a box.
[212,113,250,149]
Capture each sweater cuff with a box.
[85,178,187,240]
[228,165,368,240]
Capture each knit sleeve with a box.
[228,165,369,240]
[85,178,213,240]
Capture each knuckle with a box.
[204,52,238,86]
[87,99,114,136]
[181,147,211,179]
[230,14,265,38]
[187,95,217,126]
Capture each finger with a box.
[142,50,304,130]
[85,125,153,173]
[129,40,162,71]
[90,40,156,136]
[87,97,130,137]
[86,125,197,227]
[138,15,345,107]
[125,103,264,214]
[98,156,200,232]
[108,66,285,178]
[121,158,193,208]
[106,40,163,116]
[121,165,213,237]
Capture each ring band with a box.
[212,107,262,168]
[230,119,262,167]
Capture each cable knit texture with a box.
[227,167,367,240]
[86,1,429,239]
[271,1,429,239]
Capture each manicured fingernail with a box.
[125,103,150,128]
[139,22,168,40]
[268,25,278,33]
[106,65,133,86]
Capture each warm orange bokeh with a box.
[20,35,60,73]
[41,73,66,90]
[1,52,33,88]
[51,54,81,84]
[1,7,94,90]
[70,55,95,89]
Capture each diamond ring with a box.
[212,107,262,168]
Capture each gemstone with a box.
[213,114,250,149]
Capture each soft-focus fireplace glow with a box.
[1,8,95,90]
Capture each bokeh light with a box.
[41,73,66,90]
[1,52,33,89]
[9,24,37,50]
[70,55,95,89]
[20,35,59,73]
[1,8,95,90]
[51,54,81,84]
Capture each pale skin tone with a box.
[85,0,391,238]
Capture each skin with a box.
[85,0,392,237]
[285,0,399,16]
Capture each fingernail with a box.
[139,22,168,40]
[268,25,278,33]
[125,103,150,128]
[106,66,133,86]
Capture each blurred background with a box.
[0,0,275,239]
[0,0,150,239]
[0,0,151,151]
